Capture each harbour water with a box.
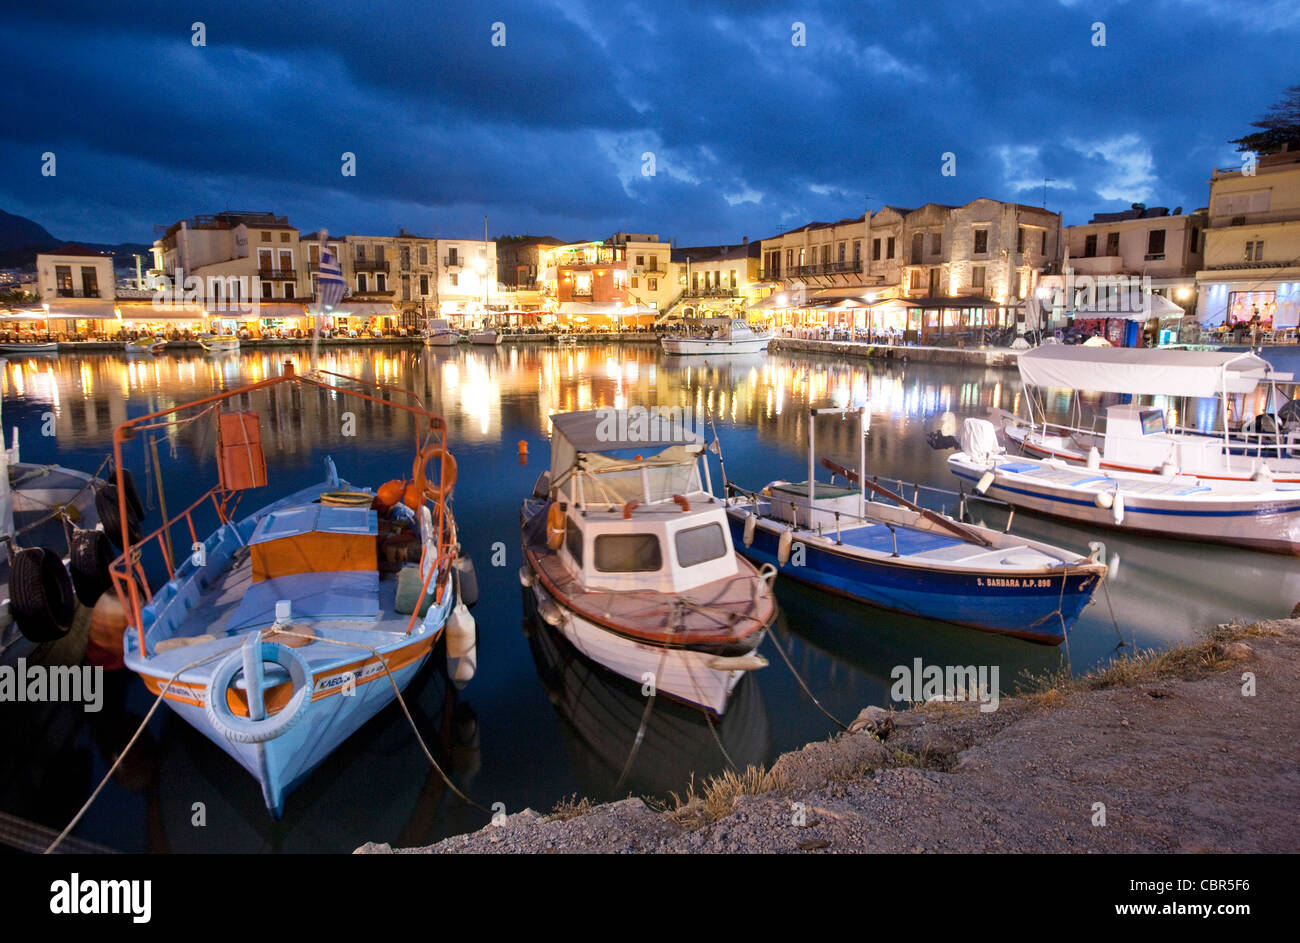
[3,345,1297,852]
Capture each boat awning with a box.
[549,409,704,481]
[1018,346,1289,397]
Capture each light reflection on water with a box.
[3,345,1297,852]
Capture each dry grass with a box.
[664,765,787,829]
[548,794,594,821]
[1016,620,1279,703]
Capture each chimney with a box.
[742,236,748,244]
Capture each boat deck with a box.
[996,461,1218,497]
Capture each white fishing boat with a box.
[999,346,1300,481]
[125,336,166,356]
[661,317,770,355]
[112,360,476,817]
[422,318,460,347]
[198,334,240,353]
[0,342,58,354]
[948,417,1300,556]
[468,326,502,345]
[520,409,776,715]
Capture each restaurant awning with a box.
[1070,293,1185,322]
[30,301,117,320]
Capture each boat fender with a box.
[68,525,114,607]
[1111,492,1125,525]
[1159,459,1177,478]
[623,499,639,520]
[446,603,477,688]
[777,527,793,566]
[1253,463,1273,482]
[546,502,566,550]
[204,637,312,744]
[376,479,406,510]
[706,653,769,672]
[742,511,756,547]
[1094,490,1114,510]
[1087,540,1106,567]
[759,562,777,587]
[95,483,142,549]
[9,546,76,642]
[518,565,535,588]
[975,470,995,495]
[1086,447,1101,470]
[454,555,479,606]
[538,597,565,627]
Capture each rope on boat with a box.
[12,453,111,538]
[266,628,488,814]
[611,614,675,796]
[764,628,848,732]
[0,810,118,855]
[45,639,247,854]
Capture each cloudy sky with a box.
[4,0,1297,246]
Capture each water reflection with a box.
[4,344,1297,852]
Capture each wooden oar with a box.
[820,457,992,548]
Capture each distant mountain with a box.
[0,209,150,271]
[0,208,58,254]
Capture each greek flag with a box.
[316,230,345,311]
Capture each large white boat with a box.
[520,409,775,715]
[468,326,503,345]
[661,318,770,355]
[948,417,1300,556]
[422,317,460,347]
[1000,346,1300,482]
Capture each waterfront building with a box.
[537,234,665,329]
[667,239,763,321]
[431,237,499,320]
[1196,148,1300,338]
[498,236,566,311]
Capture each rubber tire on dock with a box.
[68,527,114,607]
[95,484,142,549]
[9,546,76,642]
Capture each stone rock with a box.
[848,706,894,738]
[353,842,393,854]
[769,732,892,789]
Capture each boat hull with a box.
[661,336,770,355]
[725,511,1097,643]
[950,455,1300,555]
[423,334,458,346]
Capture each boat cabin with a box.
[547,409,738,593]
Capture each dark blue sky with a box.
[4,0,1297,246]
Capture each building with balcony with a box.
[1196,149,1300,332]
[434,238,499,318]
[31,246,117,335]
[668,240,762,319]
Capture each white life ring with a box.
[205,640,313,744]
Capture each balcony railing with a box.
[1209,208,1300,228]
[443,256,462,268]
[686,286,739,298]
[765,260,864,280]
[55,288,101,298]
[353,260,390,272]
[256,268,296,280]
[349,288,396,299]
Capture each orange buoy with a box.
[402,480,423,511]
[86,591,128,671]
[376,479,406,510]
[517,440,528,454]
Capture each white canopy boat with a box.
[468,325,502,345]
[422,318,460,347]
[125,336,167,356]
[198,334,240,353]
[949,417,1300,556]
[520,408,776,715]
[661,318,771,355]
[1000,346,1300,481]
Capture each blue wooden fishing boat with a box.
[113,360,475,817]
[720,405,1107,644]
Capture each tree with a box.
[1232,84,1300,155]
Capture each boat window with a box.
[594,534,662,572]
[675,523,727,568]
[565,518,583,566]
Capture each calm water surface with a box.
[3,344,1296,852]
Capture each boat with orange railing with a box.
[112,359,474,817]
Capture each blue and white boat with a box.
[722,405,1107,644]
[114,360,474,817]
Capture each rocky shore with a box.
[357,619,1300,854]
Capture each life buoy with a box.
[204,640,313,744]
[68,526,113,607]
[546,502,566,550]
[9,547,76,642]
[406,445,457,509]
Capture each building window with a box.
[1189,229,1199,253]
[261,231,271,242]
[974,229,989,254]
[872,238,881,261]
[631,276,639,288]
[648,277,658,290]
[420,274,429,295]
[259,248,273,271]
[1147,229,1166,258]
[1041,231,1047,254]
[1106,232,1120,256]
[419,246,429,266]
[448,247,459,266]
[930,232,942,255]
[450,273,458,287]
[355,245,366,262]
[401,246,411,270]
[1016,226,1026,253]
[262,280,273,299]
[79,266,99,297]
[1245,240,1264,262]
[1083,234,1097,257]
[853,240,862,263]
[838,242,846,263]
[374,245,386,262]
[972,265,987,290]
[786,249,794,267]
[821,245,830,266]
[357,273,368,292]
[278,249,292,273]
[283,283,295,299]
[909,270,923,290]
[635,254,644,266]
[886,237,895,259]
[279,232,290,243]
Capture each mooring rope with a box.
[764,627,848,731]
[611,617,675,796]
